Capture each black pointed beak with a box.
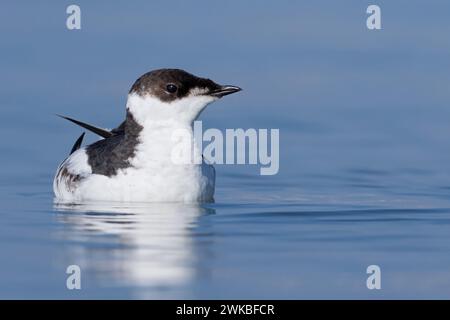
[208,85,242,98]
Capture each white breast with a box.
[53,133,215,203]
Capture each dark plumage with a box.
[70,132,85,155]
[85,113,143,176]
[57,114,113,138]
[129,69,221,102]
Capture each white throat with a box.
[126,93,215,168]
[126,93,216,127]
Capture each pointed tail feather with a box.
[70,132,85,155]
[56,114,113,138]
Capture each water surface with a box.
[1,1,450,299]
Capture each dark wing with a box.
[57,114,114,138]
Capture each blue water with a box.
[1,1,450,299]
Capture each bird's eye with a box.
[166,84,178,93]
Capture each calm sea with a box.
[1,1,450,298]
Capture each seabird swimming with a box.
[53,69,241,203]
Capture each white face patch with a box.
[127,92,218,126]
[188,87,209,96]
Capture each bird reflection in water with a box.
[54,201,214,295]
